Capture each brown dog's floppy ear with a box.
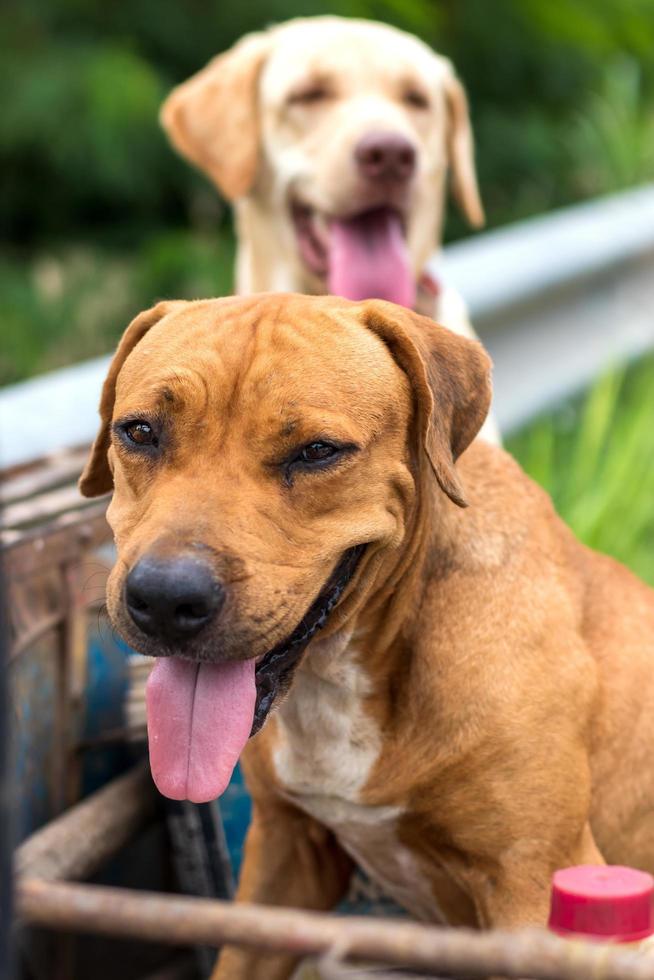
[443,65,485,229]
[160,32,271,201]
[79,302,184,498]
[361,301,492,507]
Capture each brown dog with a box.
[81,294,654,980]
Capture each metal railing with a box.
[2,184,654,471]
[439,182,654,431]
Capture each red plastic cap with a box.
[549,865,654,943]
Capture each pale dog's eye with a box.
[287,86,331,106]
[403,89,430,110]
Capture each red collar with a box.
[415,270,441,317]
[418,270,441,297]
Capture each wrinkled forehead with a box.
[261,20,447,103]
[114,299,408,425]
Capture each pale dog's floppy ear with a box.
[160,32,271,201]
[79,301,185,498]
[443,64,485,228]
[361,301,492,507]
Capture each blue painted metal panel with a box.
[11,621,133,841]
[81,627,132,796]
[11,637,58,840]
[220,764,251,877]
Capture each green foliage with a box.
[3,0,653,246]
[508,355,654,586]
[567,57,654,196]
[2,0,654,380]
[0,230,234,385]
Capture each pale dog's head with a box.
[161,16,483,303]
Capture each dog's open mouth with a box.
[291,201,416,309]
[251,543,365,735]
[146,544,365,803]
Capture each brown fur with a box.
[81,294,654,979]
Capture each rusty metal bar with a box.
[0,448,89,506]
[52,616,70,815]
[61,560,89,805]
[0,563,11,977]
[1,485,96,532]
[9,596,107,663]
[1,502,108,573]
[75,724,147,752]
[15,762,157,882]
[10,610,70,662]
[15,877,654,980]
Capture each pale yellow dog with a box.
[160,16,500,445]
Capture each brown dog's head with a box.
[161,17,483,300]
[81,294,490,800]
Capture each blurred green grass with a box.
[1,230,234,385]
[507,354,654,586]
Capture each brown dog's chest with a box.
[270,638,444,921]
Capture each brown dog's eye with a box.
[403,89,430,110]
[299,442,337,463]
[124,421,157,447]
[281,439,359,485]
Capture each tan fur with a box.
[161,33,271,201]
[81,294,654,980]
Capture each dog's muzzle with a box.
[251,543,366,734]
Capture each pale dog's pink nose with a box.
[355,132,416,182]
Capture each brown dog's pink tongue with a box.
[146,656,256,803]
[328,208,415,308]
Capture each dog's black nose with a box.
[125,556,224,641]
[355,132,416,183]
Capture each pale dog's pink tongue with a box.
[328,208,415,308]
[146,656,256,803]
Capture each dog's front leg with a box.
[458,824,605,980]
[469,822,605,932]
[211,796,354,980]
